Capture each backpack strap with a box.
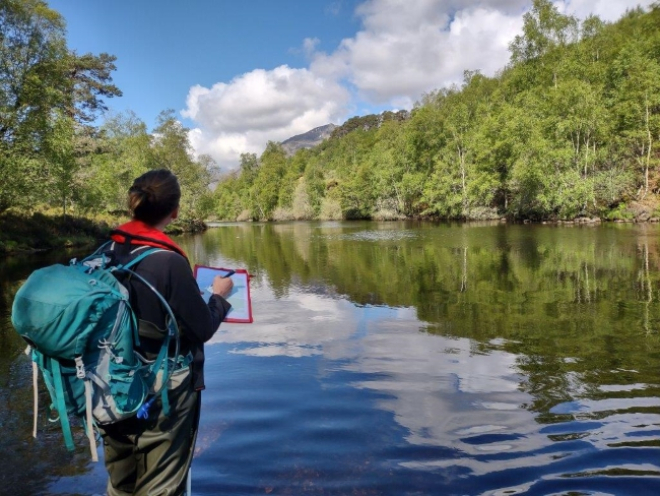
[71,356,99,461]
[110,247,180,418]
[25,346,39,439]
[119,247,165,271]
[31,355,39,438]
[82,375,99,461]
[110,228,188,259]
[120,265,178,418]
[50,358,75,453]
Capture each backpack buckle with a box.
[74,356,86,379]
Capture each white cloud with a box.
[560,0,652,21]
[182,65,349,169]
[184,0,656,169]
[335,7,523,105]
[325,1,343,16]
[302,37,321,58]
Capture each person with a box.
[98,169,232,496]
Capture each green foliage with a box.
[0,210,110,253]
[43,110,76,217]
[87,111,152,214]
[210,5,660,223]
[509,0,578,64]
[0,0,67,151]
[150,110,215,220]
[291,178,314,219]
[0,153,43,212]
[214,170,244,221]
[65,109,217,222]
[4,1,660,227]
[249,142,287,220]
[605,203,635,221]
[67,51,121,123]
[0,0,66,211]
[0,0,130,221]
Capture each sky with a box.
[49,0,655,171]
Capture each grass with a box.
[0,210,209,255]
[0,211,113,254]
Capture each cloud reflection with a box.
[204,266,660,491]
[208,287,551,464]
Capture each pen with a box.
[223,270,235,278]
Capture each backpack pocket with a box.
[88,348,148,425]
[143,352,193,393]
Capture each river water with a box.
[1,221,660,495]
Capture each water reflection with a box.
[2,222,660,495]
[194,222,660,494]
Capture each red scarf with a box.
[111,220,188,259]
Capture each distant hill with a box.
[280,124,337,155]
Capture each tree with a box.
[510,0,579,64]
[0,0,121,213]
[44,110,75,216]
[0,0,67,211]
[608,43,660,198]
[65,52,121,123]
[87,111,152,213]
[151,110,216,219]
[0,0,67,148]
[249,142,286,220]
[239,152,258,183]
[214,170,244,220]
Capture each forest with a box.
[215,1,660,223]
[0,0,216,247]
[1,0,660,250]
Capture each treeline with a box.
[214,1,660,222]
[3,0,660,227]
[0,0,215,224]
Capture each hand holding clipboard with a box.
[194,266,253,323]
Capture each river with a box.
[1,221,660,495]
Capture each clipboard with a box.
[193,265,253,323]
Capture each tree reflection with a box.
[189,222,660,421]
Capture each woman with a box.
[99,169,232,496]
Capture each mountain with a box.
[280,124,337,155]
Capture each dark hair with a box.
[128,169,181,225]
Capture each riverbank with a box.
[4,199,657,255]
[0,212,208,255]
[0,212,112,254]
[211,199,660,225]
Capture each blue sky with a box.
[49,0,654,170]
[49,1,364,127]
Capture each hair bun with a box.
[141,184,155,199]
[127,169,181,224]
[130,185,155,200]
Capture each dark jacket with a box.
[110,237,230,391]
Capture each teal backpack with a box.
[11,243,180,461]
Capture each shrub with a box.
[319,198,343,220]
